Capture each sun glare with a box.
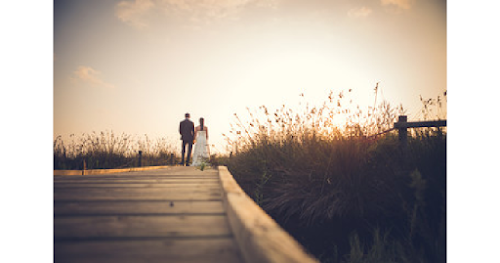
[54,0,445,153]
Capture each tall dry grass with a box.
[223,89,446,263]
[54,131,178,169]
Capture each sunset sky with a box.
[54,0,446,152]
[4,2,500,261]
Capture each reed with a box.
[54,131,178,169]
[222,89,446,263]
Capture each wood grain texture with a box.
[104,167,219,177]
[54,179,220,184]
[54,174,219,180]
[54,165,174,176]
[53,166,244,262]
[55,238,243,263]
[54,183,221,189]
[54,200,225,215]
[54,188,223,201]
[55,215,232,239]
[218,166,319,263]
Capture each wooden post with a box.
[138,151,142,167]
[82,158,86,176]
[397,115,408,156]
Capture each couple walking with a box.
[179,113,210,166]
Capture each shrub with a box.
[225,89,446,262]
[54,131,178,169]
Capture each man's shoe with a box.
[178,162,184,166]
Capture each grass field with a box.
[221,90,446,263]
[53,89,446,262]
[54,131,179,169]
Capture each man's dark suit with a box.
[179,118,195,165]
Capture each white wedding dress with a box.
[192,130,210,166]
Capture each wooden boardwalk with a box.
[54,166,318,263]
[54,166,243,263]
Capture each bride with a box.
[192,117,210,166]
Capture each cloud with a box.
[115,0,281,29]
[348,6,373,18]
[115,0,155,29]
[72,66,115,89]
[381,0,412,10]
[161,0,252,24]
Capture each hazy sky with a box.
[54,0,446,152]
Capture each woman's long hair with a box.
[199,118,204,131]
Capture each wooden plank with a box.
[218,166,319,263]
[53,166,246,263]
[53,179,220,184]
[54,200,225,215]
[54,175,220,180]
[107,168,219,176]
[54,167,218,177]
[53,178,220,183]
[55,238,243,263]
[394,120,447,128]
[54,170,83,176]
[55,215,232,239]
[55,173,219,179]
[54,183,221,189]
[54,188,222,201]
[54,166,173,176]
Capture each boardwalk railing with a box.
[366,115,446,158]
[219,166,318,263]
[394,115,447,152]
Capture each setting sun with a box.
[54,0,445,152]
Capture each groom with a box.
[179,113,195,166]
